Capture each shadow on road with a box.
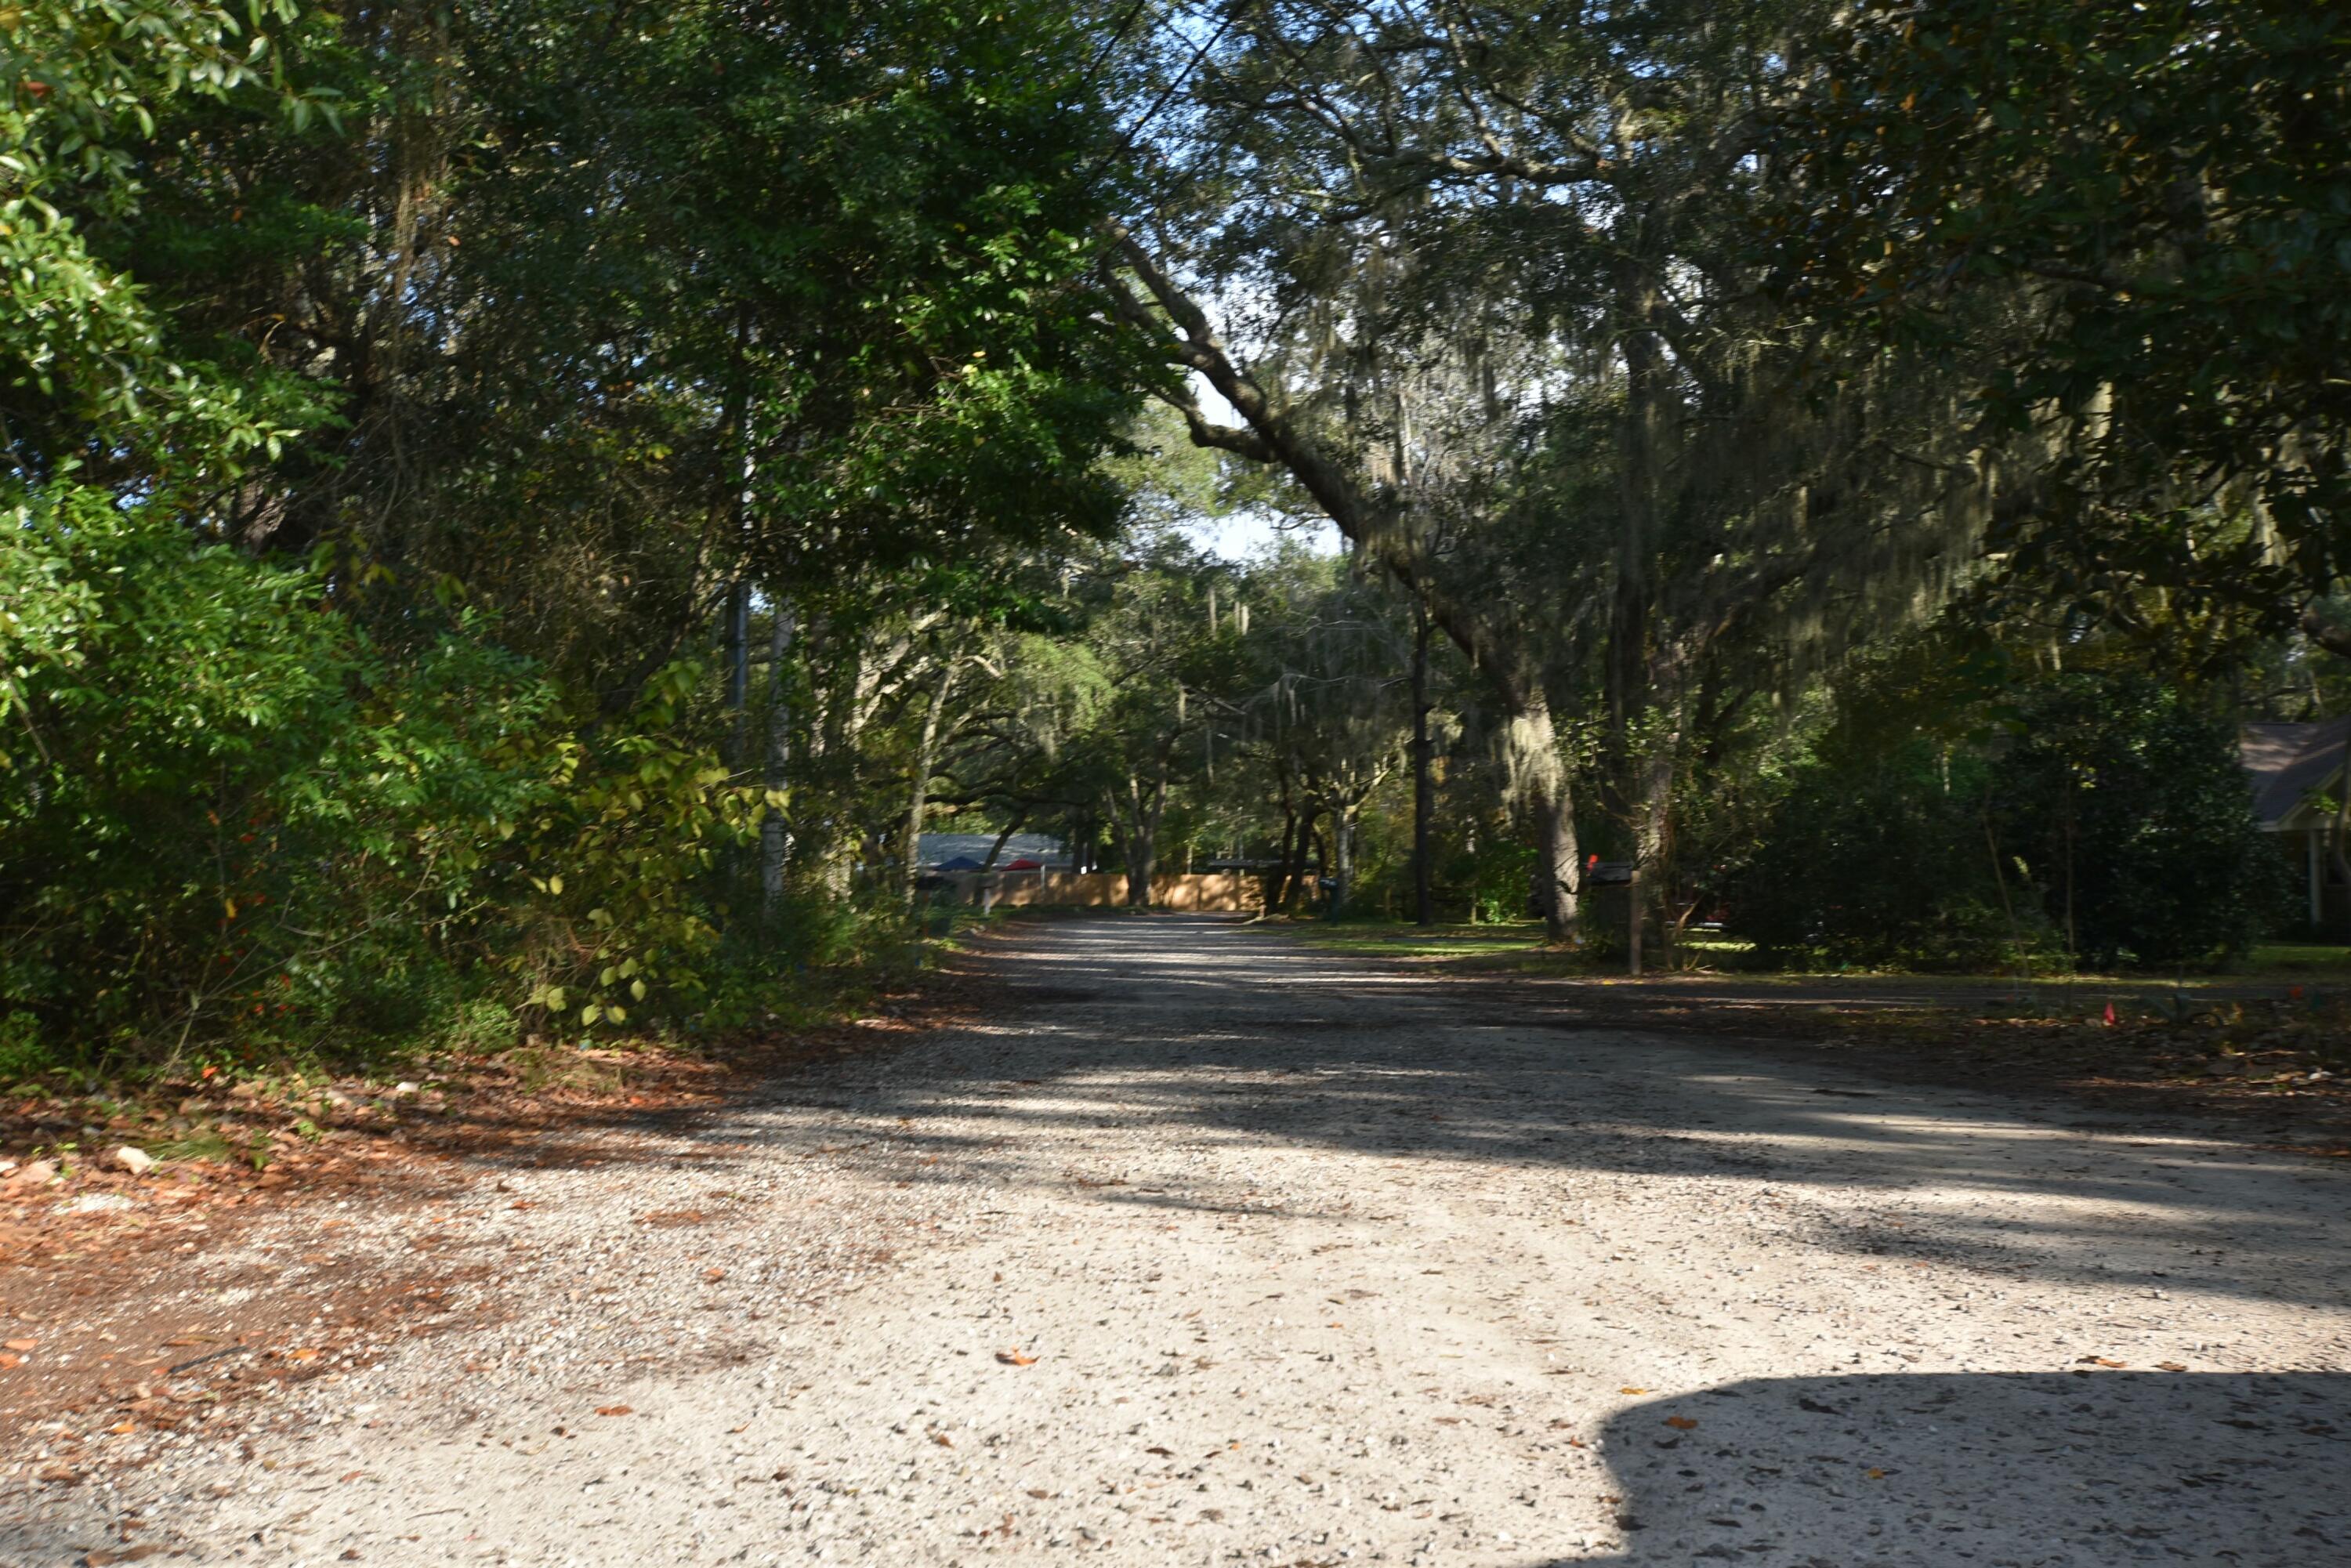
[1562,1371,2349,1565]
[738,917,2349,1315]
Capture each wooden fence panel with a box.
[977,871,1261,911]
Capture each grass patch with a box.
[2236,943,2351,980]
[1281,918,2351,989]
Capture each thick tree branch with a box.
[1104,225,1541,717]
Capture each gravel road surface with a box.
[9,916,2349,1566]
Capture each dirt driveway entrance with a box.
[8,915,2347,1564]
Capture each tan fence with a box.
[977,870,1262,911]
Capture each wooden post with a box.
[1627,865,1643,977]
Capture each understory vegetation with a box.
[4,0,2346,1088]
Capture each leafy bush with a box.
[0,497,754,1074]
[1992,675,2283,968]
[1723,672,2283,972]
[1722,740,2049,970]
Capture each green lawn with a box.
[1283,918,2351,987]
[2238,943,2351,980]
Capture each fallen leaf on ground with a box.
[3,1338,35,1352]
[1026,1488,1049,1499]
[702,1268,725,1283]
[933,1432,954,1447]
[996,1349,1037,1366]
[1664,1416,1698,1430]
[2156,1361,2189,1372]
[2077,1356,2127,1368]
[286,1348,320,1363]
[596,1405,633,1417]
[1619,1386,1648,1395]
[1145,1446,1172,1456]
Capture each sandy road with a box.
[9,915,2350,1566]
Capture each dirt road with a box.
[9,916,2349,1565]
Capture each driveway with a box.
[9,915,2347,1565]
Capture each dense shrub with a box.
[0,499,751,1073]
[1722,673,2280,971]
[1992,675,2284,968]
[1721,741,2045,970]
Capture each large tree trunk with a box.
[1269,806,1298,914]
[983,813,1024,871]
[1291,808,1321,914]
[1625,660,1686,973]
[1106,233,1578,937]
[1118,773,1168,908]
[1111,761,1171,908]
[1329,804,1356,917]
[1267,759,1303,912]
[725,580,751,766]
[1532,778,1581,945]
[898,659,959,907]
[1626,745,1672,978]
[1411,602,1435,926]
[2331,778,2351,941]
[1609,278,1671,972]
[759,603,795,914]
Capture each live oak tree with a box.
[1769,0,2351,662]
[1103,0,2029,956]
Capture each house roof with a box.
[2241,719,2351,829]
[915,831,1067,867]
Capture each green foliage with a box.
[0,0,1150,1082]
[0,0,334,467]
[1993,676,2283,969]
[0,491,762,1064]
[1771,0,2351,636]
[1723,668,2280,971]
[509,663,759,1032]
[1722,740,2041,972]
[0,1012,51,1082]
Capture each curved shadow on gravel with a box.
[1552,1370,2350,1565]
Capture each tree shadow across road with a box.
[846,918,2351,1313]
[1567,1371,2349,1565]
